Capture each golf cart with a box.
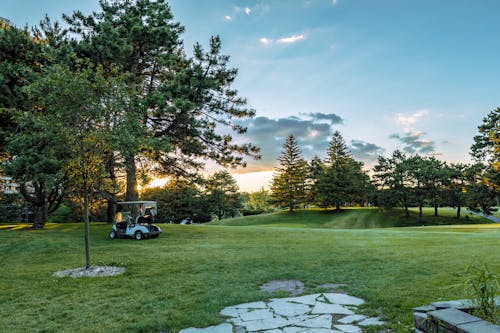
[109,201,161,240]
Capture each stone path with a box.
[179,293,385,333]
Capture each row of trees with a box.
[270,109,499,218]
[271,132,370,212]
[0,0,260,229]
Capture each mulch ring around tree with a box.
[54,266,125,278]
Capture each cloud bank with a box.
[390,132,436,154]
[234,113,385,172]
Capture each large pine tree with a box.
[64,0,260,202]
[271,134,308,212]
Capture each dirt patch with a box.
[260,280,304,296]
[54,266,125,278]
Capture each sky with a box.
[3,0,500,191]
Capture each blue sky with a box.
[3,0,499,190]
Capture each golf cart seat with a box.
[116,222,127,229]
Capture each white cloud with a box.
[332,0,338,5]
[244,7,251,15]
[224,15,232,21]
[259,37,273,45]
[395,109,429,131]
[277,34,306,44]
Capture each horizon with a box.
[3,0,498,192]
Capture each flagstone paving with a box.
[179,293,385,333]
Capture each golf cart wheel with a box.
[109,230,116,239]
[134,231,143,240]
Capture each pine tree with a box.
[64,0,260,202]
[271,134,308,212]
[316,131,368,210]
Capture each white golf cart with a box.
[109,201,161,240]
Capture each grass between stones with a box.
[0,209,498,332]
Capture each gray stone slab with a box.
[243,317,290,331]
[431,299,474,310]
[332,325,361,333]
[322,293,365,306]
[179,323,233,333]
[295,329,343,333]
[295,315,332,329]
[234,326,246,333]
[274,294,322,306]
[311,302,355,315]
[261,280,305,296]
[262,330,284,333]
[357,317,386,326]
[272,327,344,333]
[240,309,275,321]
[269,300,311,317]
[220,306,249,317]
[413,311,428,332]
[337,315,367,324]
[412,305,436,313]
[457,320,500,333]
[429,308,481,327]
[235,301,268,309]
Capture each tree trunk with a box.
[106,201,116,224]
[456,205,461,219]
[32,203,47,229]
[418,204,423,224]
[83,186,91,270]
[335,202,340,210]
[30,183,47,229]
[404,205,409,217]
[106,152,117,223]
[125,154,139,201]
[434,202,438,216]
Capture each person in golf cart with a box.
[109,201,161,240]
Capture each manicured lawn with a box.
[1,218,499,333]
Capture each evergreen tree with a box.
[469,108,499,210]
[0,23,68,228]
[373,150,413,216]
[64,0,260,202]
[316,131,368,210]
[270,134,308,212]
[205,171,241,220]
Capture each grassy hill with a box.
[215,207,491,228]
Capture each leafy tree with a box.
[205,171,242,220]
[141,179,211,223]
[245,187,271,213]
[23,62,127,268]
[315,131,368,210]
[271,134,308,212]
[64,0,260,202]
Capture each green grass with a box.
[216,207,491,228]
[1,218,500,333]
